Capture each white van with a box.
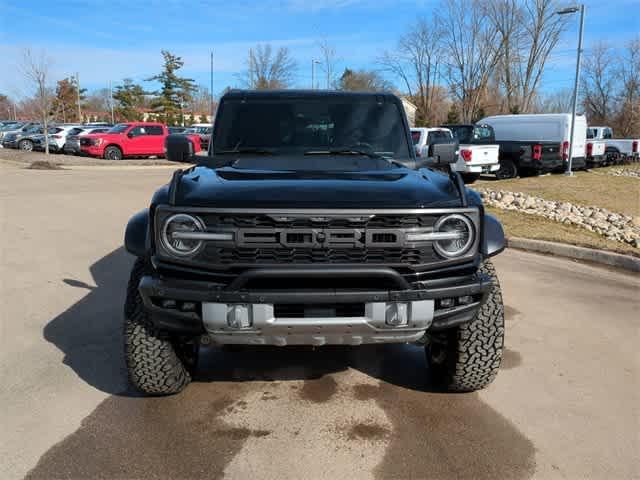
[479,113,587,176]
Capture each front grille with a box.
[155,209,480,276]
[80,138,92,146]
[201,246,437,265]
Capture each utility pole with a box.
[76,72,82,123]
[556,4,585,177]
[109,80,115,124]
[210,51,214,120]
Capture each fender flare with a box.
[124,209,150,257]
[481,214,505,258]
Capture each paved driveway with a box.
[1,165,638,479]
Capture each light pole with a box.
[311,59,321,89]
[210,51,214,120]
[556,4,585,177]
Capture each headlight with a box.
[92,138,103,146]
[432,214,474,258]
[161,214,206,256]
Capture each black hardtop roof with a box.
[222,89,400,102]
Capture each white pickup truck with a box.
[411,127,500,183]
[585,137,606,167]
[587,126,639,163]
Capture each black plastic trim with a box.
[481,214,505,258]
[124,209,149,257]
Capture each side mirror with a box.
[416,139,459,168]
[127,131,135,138]
[165,134,195,163]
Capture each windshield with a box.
[193,126,212,134]
[586,128,595,139]
[107,124,130,134]
[213,98,411,161]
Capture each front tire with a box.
[104,145,123,160]
[426,261,504,392]
[124,258,192,395]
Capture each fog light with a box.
[227,304,252,329]
[180,301,197,312]
[386,302,409,326]
[439,298,455,309]
[458,295,474,305]
[161,299,177,309]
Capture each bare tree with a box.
[615,37,640,136]
[489,0,567,113]
[438,0,503,122]
[337,68,392,92]
[317,38,340,89]
[20,49,54,155]
[535,88,574,113]
[241,44,297,89]
[581,42,617,124]
[379,17,443,125]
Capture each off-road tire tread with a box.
[430,260,504,392]
[124,258,191,395]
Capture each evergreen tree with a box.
[446,104,460,123]
[112,79,146,121]
[146,51,196,120]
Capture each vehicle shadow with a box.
[44,246,479,395]
[43,246,134,396]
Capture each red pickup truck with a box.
[80,122,201,160]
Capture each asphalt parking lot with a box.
[1,163,638,480]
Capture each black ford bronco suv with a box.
[123,90,506,395]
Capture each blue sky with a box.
[0,0,638,99]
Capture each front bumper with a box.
[80,145,104,157]
[2,140,19,148]
[137,268,492,345]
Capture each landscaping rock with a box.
[475,187,640,249]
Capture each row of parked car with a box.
[0,120,212,159]
[412,113,639,182]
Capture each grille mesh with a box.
[201,246,437,265]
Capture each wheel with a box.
[426,261,504,392]
[495,159,517,179]
[124,258,192,395]
[19,139,34,151]
[104,145,123,160]
[460,173,480,184]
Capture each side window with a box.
[129,126,146,137]
[411,131,421,145]
[146,126,163,135]
[603,128,613,139]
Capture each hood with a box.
[153,164,467,209]
[82,132,124,141]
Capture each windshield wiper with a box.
[217,147,276,155]
[304,149,382,159]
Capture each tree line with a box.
[2,0,638,137]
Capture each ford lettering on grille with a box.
[235,228,403,248]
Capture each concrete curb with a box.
[506,237,640,272]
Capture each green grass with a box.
[487,207,639,257]
[476,167,640,218]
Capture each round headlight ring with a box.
[161,213,205,257]
[433,214,474,258]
